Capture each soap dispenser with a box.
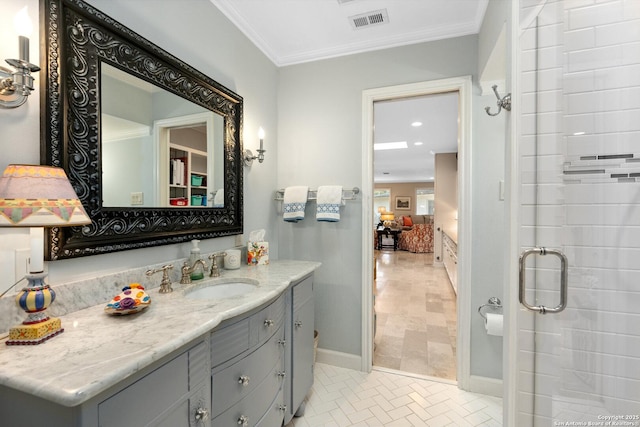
[189,239,205,280]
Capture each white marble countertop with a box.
[0,260,320,407]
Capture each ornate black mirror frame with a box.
[41,0,243,260]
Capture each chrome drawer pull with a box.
[277,371,286,378]
[279,404,287,412]
[238,375,250,386]
[238,415,249,426]
[194,407,209,422]
[278,339,286,346]
[294,320,303,328]
[264,319,274,327]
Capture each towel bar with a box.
[274,187,360,201]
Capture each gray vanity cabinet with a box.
[208,274,316,427]
[0,272,317,427]
[285,275,315,424]
[0,338,211,427]
[210,294,287,427]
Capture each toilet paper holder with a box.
[478,297,502,321]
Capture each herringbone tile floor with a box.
[287,363,502,426]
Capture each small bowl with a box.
[105,284,151,315]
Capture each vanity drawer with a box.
[210,317,250,367]
[251,293,285,345]
[256,387,285,427]
[212,360,284,427]
[211,326,284,417]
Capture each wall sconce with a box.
[0,7,41,109]
[243,127,266,166]
[0,165,91,344]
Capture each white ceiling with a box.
[211,0,488,66]
[374,92,459,183]
[210,0,488,183]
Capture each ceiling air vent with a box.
[349,9,389,30]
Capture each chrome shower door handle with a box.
[518,247,568,314]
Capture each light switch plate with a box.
[130,192,144,205]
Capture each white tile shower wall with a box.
[518,0,640,425]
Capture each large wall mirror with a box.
[41,0,243,259]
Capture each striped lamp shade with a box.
[0,164,90,227]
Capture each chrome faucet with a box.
[145,264,174,293]
[180,259,209,284]
[208,252,227,277]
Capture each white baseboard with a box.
[468,375,503,397]
[316,348,363,371]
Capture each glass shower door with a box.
[515,0,640,425]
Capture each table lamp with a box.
[380,211,395,228]
[0,164,91,345]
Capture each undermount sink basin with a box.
[184,280,258,300]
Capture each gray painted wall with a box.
[472,0,509,380]
[470,94,506,379]
[276,37,479,357]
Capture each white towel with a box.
[316,185,342,222]
[213,188,224,207]
[283,186,308,222]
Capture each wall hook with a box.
[485,85,511,116]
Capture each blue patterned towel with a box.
[316,185,342,222]
[283,186,308,222]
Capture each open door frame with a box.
[361,76,473,389]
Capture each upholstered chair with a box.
[397,223,434,253]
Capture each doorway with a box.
[361,76,473,389]
[372,92,459,380]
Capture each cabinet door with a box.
[98,352,189,427]
[97,341,208,427]
[155,385,209,427]
[291,278,314,413]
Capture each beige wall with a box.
[434,153,458,262]
[373,182,434,216]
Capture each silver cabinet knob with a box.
[294,320,303,328]
[238,375,250,386]
[238,415,249,426]
[278,404,287,412]
[194,407,209,422]
[277,371,286,379]
[278,339,286,346]
[264,319,274,327]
